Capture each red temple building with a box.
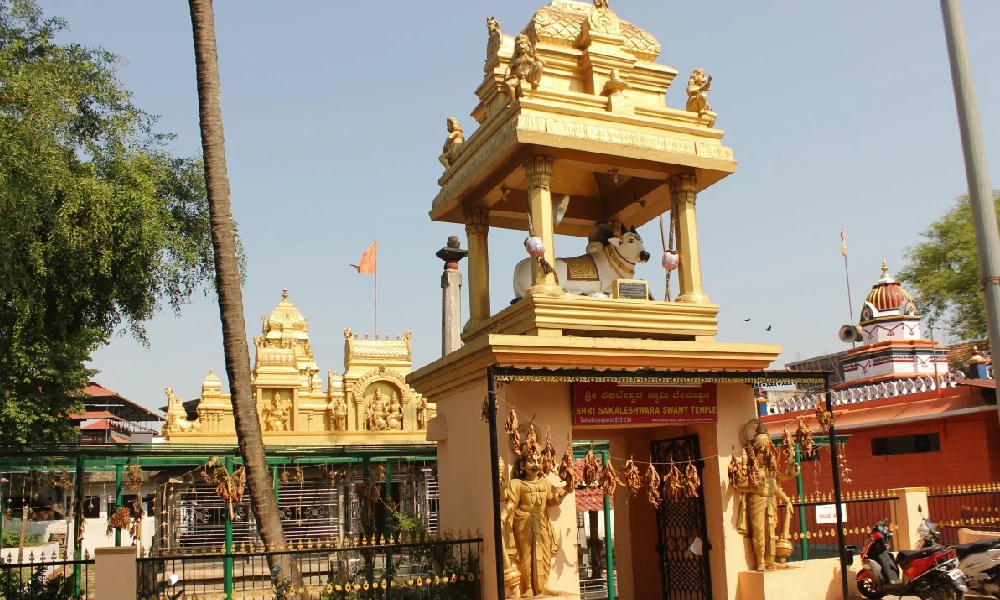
[763,260,999,493]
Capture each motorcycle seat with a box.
[955,539,1000,560]
[896,546,941,567]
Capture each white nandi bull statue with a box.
[513,223,650,299]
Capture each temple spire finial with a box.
[282,288,288,300]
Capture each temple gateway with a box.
[155,290,439,550]
[161,289,434,444]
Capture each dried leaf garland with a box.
[524,422,540,456]
[794,417,815,457]
[215,466,247,520]
[815,398,833,435]
[684,463,701,498]
[727,448,741,487]
[319,464,338,486]
[665,460,684,502]
[108,498,144,537]
[746,446,762,490]
[480,395,490,423]
[557,443,579,489]
[763,443,779,474]
[600,460,622,498]
[107,506,131,536]
[645,463,662,508]
[126,465,143,492]
[540,432,557,476]
[781,428,795,463]
[504,409,521,453]
[624,456,643,497]
[52,468,72,490]
[582,450,602,488]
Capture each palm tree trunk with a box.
[187,1,305,596]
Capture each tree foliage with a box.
[898,190,1000,343]
[0,0,224,447]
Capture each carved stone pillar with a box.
[464,208,490,327]
[671,174,710,304]
[523,156,562,295]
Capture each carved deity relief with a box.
[327,395,348,431]
[415,397,428,430]
[261,391,291,432]
[363,387,404,431]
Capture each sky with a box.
[38,0,1000,413]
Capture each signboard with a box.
[815,503,847,524]
[573,382,717,426]
[612,279,650,300]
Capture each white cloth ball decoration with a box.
[524,236,545,258]
[662,251,679,270]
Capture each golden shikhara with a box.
[161,289,433,443]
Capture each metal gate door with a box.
[651,434,713,600]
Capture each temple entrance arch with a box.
[651,434,713,600]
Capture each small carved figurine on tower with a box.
[504,34,545,106]
[485,16,502,70]
[415,396,429,430]
[685,68,716,127]
[438,117,464,169]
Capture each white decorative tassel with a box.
[662,251,679,270]
[524,236,545,258]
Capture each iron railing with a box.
[137,534,482,600]
[928,484,1000,545]
[777,492,897,561]
[0,551,95,600]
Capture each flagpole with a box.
[374,239,378,336]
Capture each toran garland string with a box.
[491,387,836,468]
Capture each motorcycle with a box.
[919,518,1000,598]
[856,518,968,600]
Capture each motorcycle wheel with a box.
[856,578,884,600]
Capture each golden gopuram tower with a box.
[162,289,433,444]
[409,2,786,599]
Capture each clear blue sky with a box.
[40,1,1000,412]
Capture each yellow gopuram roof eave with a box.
[406,334,781,400]
[429,101,737,235]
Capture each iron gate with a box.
[651,434,713,600]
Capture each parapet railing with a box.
[768,375,962,416]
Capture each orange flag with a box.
[840,229,847,257]
[350,240,377,274]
